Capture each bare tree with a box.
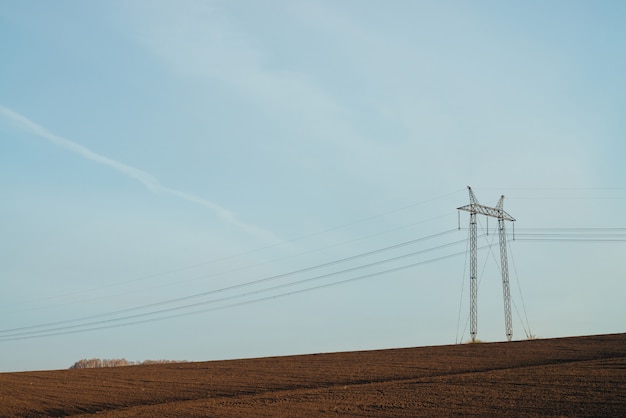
[69,358,185,369]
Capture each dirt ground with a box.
[1,333,625,417]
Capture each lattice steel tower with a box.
[458,186,516,342]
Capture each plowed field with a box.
[1,333,625,417]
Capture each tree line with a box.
[69,358,186,369]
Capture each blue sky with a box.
[1,0,625,372]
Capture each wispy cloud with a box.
[117,1,448,199]
[0,104,280,243]
[122,1,370,155]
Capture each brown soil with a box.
[1,333,625,417]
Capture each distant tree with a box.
[69,358,130,369]
[69,358,186,369]
[140,359,185,365]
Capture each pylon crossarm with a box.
[457,203,515,221]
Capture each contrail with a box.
[0,104,280,244]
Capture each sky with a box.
[1,0,624,372]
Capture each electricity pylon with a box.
[457,186,516,342]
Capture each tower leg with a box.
[498,218,513,341]
[470,212,477,342]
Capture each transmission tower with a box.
[457,186,516,342]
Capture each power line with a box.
[509,197,626,200]
[461,227,626,231]
[3,192,464,311]
[508,237,532,339]
[8,224,622,341]
[0,230,464,338]
[4,224,623,342]
[515,238,626,242]
[1,214,459,320]
[478,187,626,192]
[458,227,626,242]
[514,228,626,242]
[0,243,485,342]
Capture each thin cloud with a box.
[119,2,433,199]
[123,1,367,152]
[0,104,280,244]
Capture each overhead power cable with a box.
[2,213,458,318]
[514,228,626,242]
[457,227,626,242]
[515,238,626,242]
[0,230,466,338]
[0,244,490,342]
[478,187,626,191]
[4,192,464,311]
